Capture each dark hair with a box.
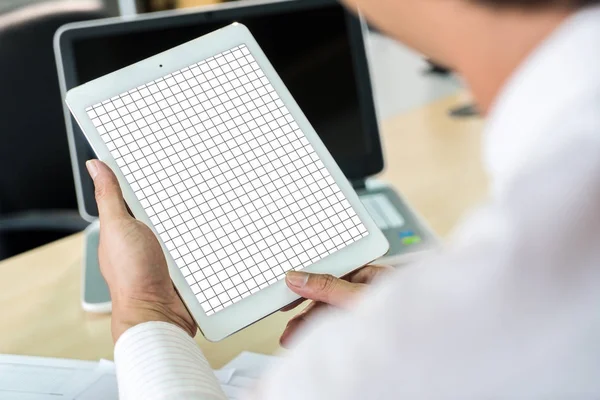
[477,0,600,7]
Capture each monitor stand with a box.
[82,220,112,313]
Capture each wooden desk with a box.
[0,92,486,369]
[176,0,222,9]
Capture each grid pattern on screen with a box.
[86,45,368,316]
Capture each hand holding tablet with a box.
[66,23,388,341]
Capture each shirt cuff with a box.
[114,321,227,400]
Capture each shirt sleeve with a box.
[114,321,227,400]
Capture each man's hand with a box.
[86,159,390,345]
[86,159,196,342]
[280,265,393,347]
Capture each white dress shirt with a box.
[115,5,600,399]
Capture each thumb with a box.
[285,271,364,308]
[86,159,129,222]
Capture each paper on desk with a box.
[0,355,103,400]
[222,351,277,380]
[216,352,279,400]
[74,360,118,400]
[214,368,236,384]
[0,352,277,400]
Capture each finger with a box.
[285,271,365,307]
[348,264,394,284]
[280,297,307,312]
[279,317,303,347]
[288,300,323,322]
[86,160,129,222]
[280,301,326,347]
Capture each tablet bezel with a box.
[66,23,389,341]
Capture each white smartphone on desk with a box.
[81,220,112,314]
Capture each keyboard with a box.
[360,193,405,230]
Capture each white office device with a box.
[65,23,388,341]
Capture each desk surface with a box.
[0,92,487,369]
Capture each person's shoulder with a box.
[507,91,600,194]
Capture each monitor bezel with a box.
[54,0,384,222]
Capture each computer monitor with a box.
[55,0,384,221]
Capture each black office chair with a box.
[0,0,108,260]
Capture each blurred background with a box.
[0,0,461,261]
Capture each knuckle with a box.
[316,274,336,292]
[94,181,108,200]
[120,219,143,239]
[375,265,394,275]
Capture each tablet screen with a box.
[87,44,368,316]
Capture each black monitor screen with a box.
[63,0,382,218]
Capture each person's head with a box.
[343,0,599,110]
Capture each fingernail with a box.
[286,271,309,288]
[86,160,99,179]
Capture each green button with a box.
[402,236,422,245]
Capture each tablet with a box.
[66,23,389,341]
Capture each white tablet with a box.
[66,23,389,341]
